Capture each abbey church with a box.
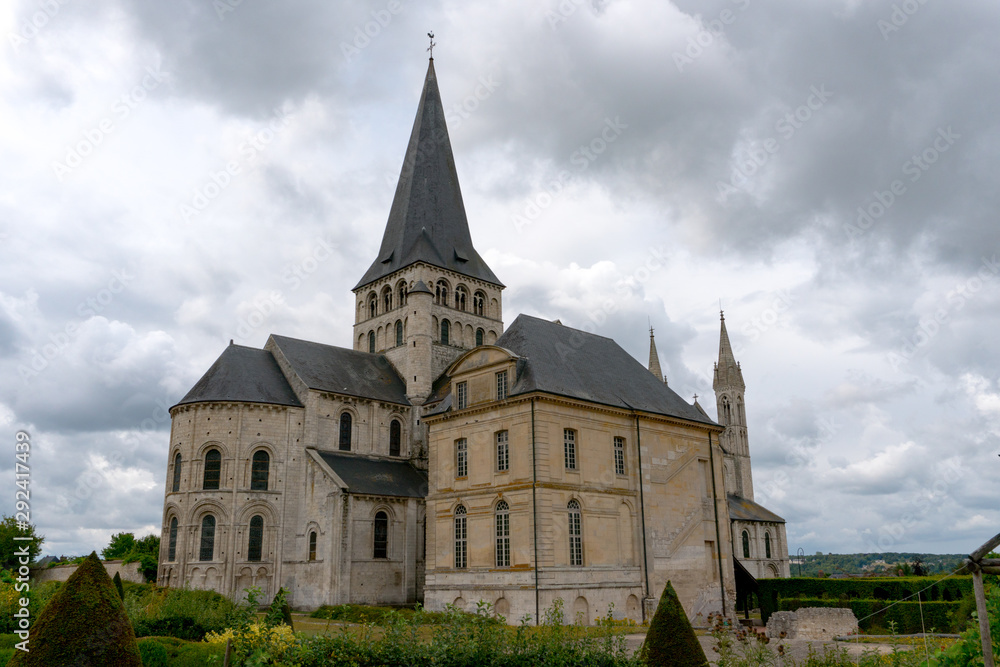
[157,58,789,623]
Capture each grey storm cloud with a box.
[1,0,997,557]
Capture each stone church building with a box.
[158,57,787,623]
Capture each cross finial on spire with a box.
[427,31,436,59]
[693,393,699,402]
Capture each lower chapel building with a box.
[158,58,790,622]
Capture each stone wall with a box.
[34,560,144,584]
[766,608,859,640]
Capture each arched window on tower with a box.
[473,291,486,316]
[308,531,317,561]
[167,517,178,561]
[389,419,402,457]
[397,281,407,307]
[741,530,751,559]
[368,330,375,354]
[382,286,392,312]
[171,452,182,492]
[369,294,377,318]
[441,320,450,345]
[251,450,269,491]
[435,280,449,306]
[203,449,221,490]
[722,397,732,426]
[200,515,216,561]
[248,515,264,562]
[373,511,388,559]
[737,396,745,426]
[476,328,484,347]
[765,532,772,559]
[455,286,468,311]
[339,413,352,451]
[395,320,403,347]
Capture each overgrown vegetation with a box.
[101,531,161,583]
[122,581,239,640]
[0,517,43,572]
[310,602,475,625]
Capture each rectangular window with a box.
[564,429,577,470]
[614,437,626,476]
[496,430,509,472]
[496,370,508,400]
[456,381,467,409]
[455,438,467,478]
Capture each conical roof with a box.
[355,59,501,290]
[713,311,745,390]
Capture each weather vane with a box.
[427,31,436,59]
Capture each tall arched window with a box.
[368,330,375,353]
[167,517,178,561]
[248,515,264,562]
[568,500,583,566]
[200,515,216,561]
[251,450,269,491]
[203,449,221,490]
[455,286,468,311]
[476,328,484,347]
[339,413,352,451]
[722,397,732,425]
[441,320,450,345]
[454,505,467,569]
[742,530,751,559]
[382,286,392,312]
[389,419,401,457]
[369,295,377,318]
[495,500,510,567]
[765,532,772,559]
[737,397,745,426]
[395,320,403,347]
[435,280,449,306]
[397,282,407,307]
[308,531,317,561]
[373,511,388,559]
[473,291,486,316]
[171,452,182,492]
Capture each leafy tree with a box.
[0,515,44,571]
[8,552,141,666]
[640,580,708,667]
[101,532,136,560]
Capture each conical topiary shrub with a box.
[640,581,709,667]
[113,570,125,600]
[9,551,141,667]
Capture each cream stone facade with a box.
[157,57,785,623]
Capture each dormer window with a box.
[456,381,467,409]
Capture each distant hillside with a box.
[787,552,967,577]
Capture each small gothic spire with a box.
[648,324,664,381]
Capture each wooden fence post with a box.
[969,532,1000,667]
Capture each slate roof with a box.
[355,59,501,290]
[269,335,409,406]
[317,451,428,498]
[727,494,786,523]
[174,344,303,409]
[491,315,718,425]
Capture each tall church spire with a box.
[713,310,752,499]
[648,326,664,382]
[714,311,744,391]
[354,58,501,290]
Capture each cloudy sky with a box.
[1,0,997,560]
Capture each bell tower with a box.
[713,311,753,499]
[351,57,504,402]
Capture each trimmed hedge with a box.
[759,576,972,622]
[777,597,962,633]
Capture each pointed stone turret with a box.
[648,326,664,382]
[355,58,501,290]
[713,311,752,499]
